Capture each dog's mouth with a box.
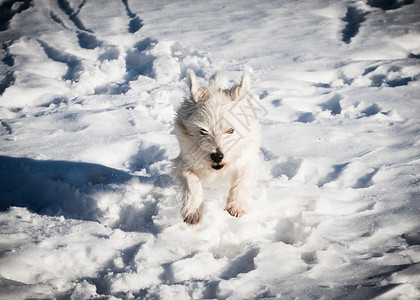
[211,164,224,170]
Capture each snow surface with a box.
[0,0,419,299]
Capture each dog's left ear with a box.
[227,70,250,101]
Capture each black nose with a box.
[211,151,224,163]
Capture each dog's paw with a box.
[225,201,247,218]
[182,210,202,226]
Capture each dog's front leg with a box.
[225,167,253,217]
[180,170,204,225]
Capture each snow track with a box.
[0,0,419,299]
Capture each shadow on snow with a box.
[0,155,172,233]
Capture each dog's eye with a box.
[225,128,234,134]
[200,128,209,135]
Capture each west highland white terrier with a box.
[172,69,260,225]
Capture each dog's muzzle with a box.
[210,150,224,163]
[210,150,224,170]
[211,164,224,170]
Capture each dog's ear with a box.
[227,70,250,101]
[186,69,199,100]
[186,69,211,102]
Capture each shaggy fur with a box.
[172,69,260,225]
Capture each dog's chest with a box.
[200,168,233,187]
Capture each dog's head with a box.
[175,69,258,172]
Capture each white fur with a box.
[172,69,260,225]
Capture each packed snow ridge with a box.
[0,0,419,299]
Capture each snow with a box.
[0,0,419,299]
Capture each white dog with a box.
[172,69,260,225]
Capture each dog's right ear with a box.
[186,69,199,101]
[186,69,211,102]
